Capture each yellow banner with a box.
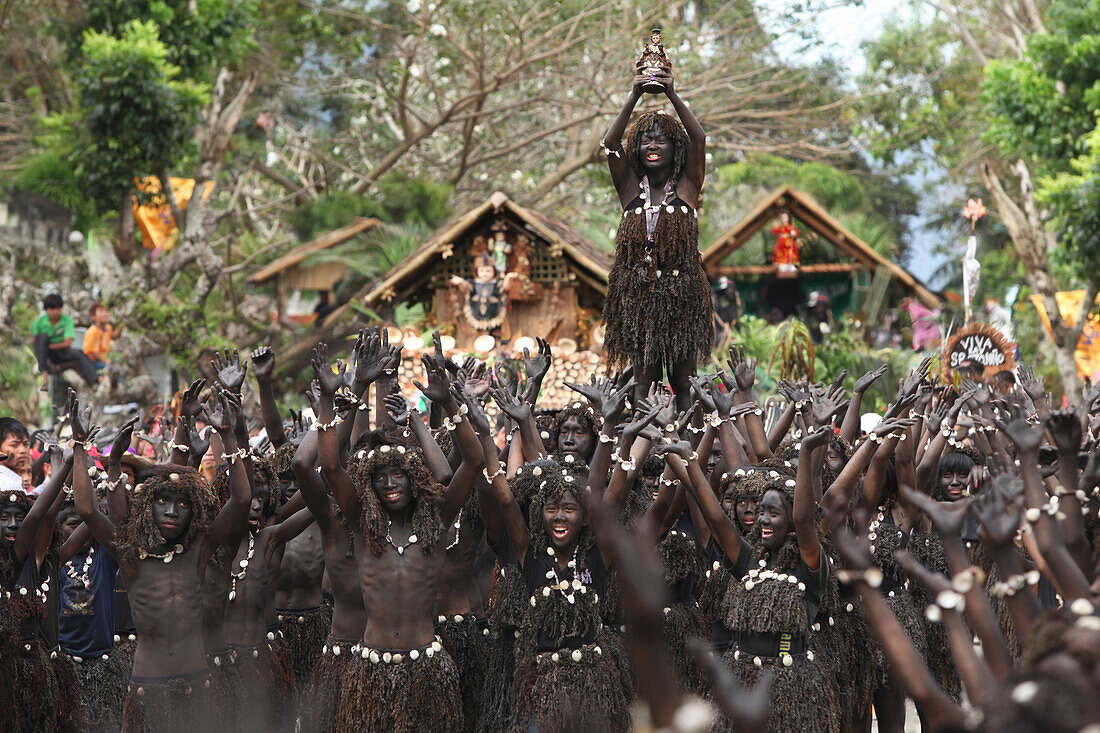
[132,176,214,253]
[1030,291,1100,381]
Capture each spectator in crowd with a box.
[82,302,121,373]
[0,417,30,492]
[31,294,101,389]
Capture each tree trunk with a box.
[980,159,1089,404]
[116,197,137,265]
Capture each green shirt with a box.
[31,313,75,344]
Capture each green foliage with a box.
[1038,121,1100,274]
[982,2,1100,177]
[770,318,815,381]
[70,0,258,81]
[73,19,208,209]
[303,220,433,282]
[288,192,387,241]
[130,293,232,364]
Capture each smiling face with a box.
[0,504,26,544]
[372,465,412,514]
[543,489,584,553]
[757,490,791,552]
[940,470,969,502]
[639,130,671,175]
[557,416,594,462]
[153,489,194,544]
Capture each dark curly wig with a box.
[114,465,219,562]
[212,453,280,517]
[349,444,445,557]
[625,111,689,189]
[549,401,602,461]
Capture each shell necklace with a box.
[228,532,255,602]
[386,519,418,555]
[66,545,95,589]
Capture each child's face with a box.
[94,307,111,326]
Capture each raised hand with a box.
[250,346,276,382]
[727,344,757,392]
[602,379,634,424]
[522,337,552,384]
[412,354,452,405]
[993,400,1041,454]
[66,389,100,445]
[897,355,933,399]
[1083,378,1100,412]
[460,391,492,435]
[812,383,848,427]
[960,378,990,409]
[901,486,970,536]
[490,385,532,423]
[431,330,460,375]
[461,361,491,399]
[620,404,661,443]
[564,374,606,411]
[310,344,346,397]
[854,364,888,394]
[974,470,1024,546]
[801,425,832,451]
[180,378,207,421]
[109,414,140,465]
[1046,407,1082,454]
[655,439,694,462]
[383,392,411,427]
[1017,364,1045,403]
[202,387,241,435]
[211,348,247,394]
[689,375,717,413]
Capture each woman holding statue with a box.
[601,30,713,410]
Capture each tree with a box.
[858,0,1096,402]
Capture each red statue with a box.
[771,211,800,271]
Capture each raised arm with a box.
[464,392,528,562]
[309,345,360,525]
[603,65,647,205]
[915,390,974,489]
[172,379,206,466]
[291,430,333,530]
[105,415,139,521]
[841,365,887,443]
[795,427,831,571]
[251,346,286,450]
[726,347,771,460]
[657,439,743,566]
[203,388,252,555]
[655,66,705,202]
[68,397,116,555]
[413,355,484,524]
[385,392,452,483]
[28,445,75,565]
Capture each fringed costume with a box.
[658,528,708,694]
[122,669,218,733]
[510,468,634,733]
[603,112,713,371]
[300,637,358,733]
[277,604,333,690]
[715,513,838,733]
[332,636,462,733]
[437,613,489,733]
[910,529,962,702]
[226,635,294,731]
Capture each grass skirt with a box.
[9,640,62,732]
[206,649,243,732]
[299,638,357,733]
[716,647,839,733]
[812,604,877,731]
[875,589,927,688]
[437,614,488,733]
[72,651,128,732]
[278,605,333,691]
[333,636,462,733]
[479,625,517,733]
[227,636,294,731]
[662,600,709,694]
[50,649,82,732]
[122,669,216,733]
[511,632,633,733]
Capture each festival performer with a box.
[72,386,251,733]
[601,53,713,410]
[311,344,484,733]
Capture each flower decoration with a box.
[962,198,987,228]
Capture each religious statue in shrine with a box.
[489,220,512,272]
[771,210,801,272]
[450,252,518,333]
[637,27,672,94]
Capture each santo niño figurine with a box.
[638,28,672,94]
[450,253,518,334]
[772,211,800,273]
